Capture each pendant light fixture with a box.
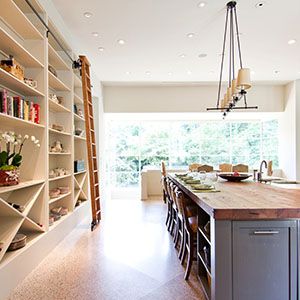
[207,1,258,117]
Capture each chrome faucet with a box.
[257,160,267,182]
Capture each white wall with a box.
[103,84,285,113]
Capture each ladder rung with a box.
[95,197,100,201]
[95,183,99,187]
[95,209,101,215]
[94,170,98,173]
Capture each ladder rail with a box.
[79,55,101,230]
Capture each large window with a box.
[106,119,279,188]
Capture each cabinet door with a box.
[233,221,297,300]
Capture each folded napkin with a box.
[184,179,201,184]
[190,184,214,190]
[192,189,221,193]
[175,173,188,177]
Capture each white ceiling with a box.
[52,0,300,83]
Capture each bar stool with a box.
[197,164,213,172]
[176,190,198,280]
[233,163,249,172]
[219,163,232,172]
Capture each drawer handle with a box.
[253,230,279,235]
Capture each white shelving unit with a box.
[0,0,90,275]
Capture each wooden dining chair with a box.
[219,163,232,172]
[166,178,177,235]
[189,163,201,172]
[233,164,249,172]
[197,164,213,172]
[161,161,167,203]
[176,190,198,280]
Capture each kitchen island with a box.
[168,174,300,300]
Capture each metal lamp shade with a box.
[237,68,251,90]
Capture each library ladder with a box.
[79,55,101,231]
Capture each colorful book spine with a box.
[0,89,8,114]
[29,101,35,122]
[24,100,29,121]
[7,96,14,116]
[33,103,40,124]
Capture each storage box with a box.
[0,56,24,81]
[74,160,85,173]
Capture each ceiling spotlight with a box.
[92,32,99,37]
[255,2,266,8]
[146,71,151,75]
[84,12,93,18]
[118,39,125,45]
[198,53,207,58]
[274,70,280,74]
[126,71,131,75]
[98,47,104,52]
[168,72,173,75]
[288,39,296,45]
[187,33,195,38]
[198,2,206,7]
[180,54,186,58]
[187,71,192,75]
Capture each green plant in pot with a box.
[0,132,40,186]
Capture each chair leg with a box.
[170,208,176,236]
[184,232,194,280]
[163,190,166,203]
[173,216,179,245]
[165,202,170,226]
[180,228,187,265]
[167,203,172,232]
[178,221,185,259]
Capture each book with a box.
[29,101,35,122]
[33,103,40,124]
[24,100,29,121]
[0,89,8,114]
[7,96,14,116]
[13,96,22,118]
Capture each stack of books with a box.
[0,88,40,124]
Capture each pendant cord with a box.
[229,7,232,87]
[217,7,229,108]
[234,7,243,68]
[231,8,235,80]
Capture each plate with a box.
[219,173,252,182]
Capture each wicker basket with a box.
[0,57,24,81]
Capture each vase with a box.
[0,169,20,186]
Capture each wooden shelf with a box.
[0,68,44,97]
[198,226,211,245]
[0,27,44,68]
[0,0,43,40]
[49,152,71,156]
[49,191,71,204]
[74,135,86,141]
[73,113,85,122]
[48,99,71,113]
[48,71,70,91]
[49,174,71,182]
[74,170,86,176]
[48,44,70,70]
[74,93,83,104]
[0,180,45,194]
[49,128,71,136]
[0,113,45,129]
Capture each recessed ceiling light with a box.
[187,71,192,75]
[92,32,99,37]
[255,2,266,8]
[274,70,280,74]
[288,39,297,45]
[198,2,206,7]
[187,33,195,38]
[84,12,93,18]
[98,47,104,52]
[126,71,131,75]
[168,72,173,75]
[118,39,125,45]
[180,54,186,58]
[198,53,207,58]
[146,71,151,75]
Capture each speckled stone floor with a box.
[8,199,206,300]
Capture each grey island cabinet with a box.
[168,174,300,300]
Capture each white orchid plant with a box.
[0,132,40,171]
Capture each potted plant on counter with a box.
[0,132,40,186]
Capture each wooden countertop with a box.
[168,174,300,220]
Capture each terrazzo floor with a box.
[8,198,206,300]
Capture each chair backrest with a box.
[175,190,190,224]
[166,178,174,203]
[197,164,213,172]
[169,182,179,209]
[189,163,201,172]
[232,164,249,172]
[219,163,232,172]
[161,161,167,176]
